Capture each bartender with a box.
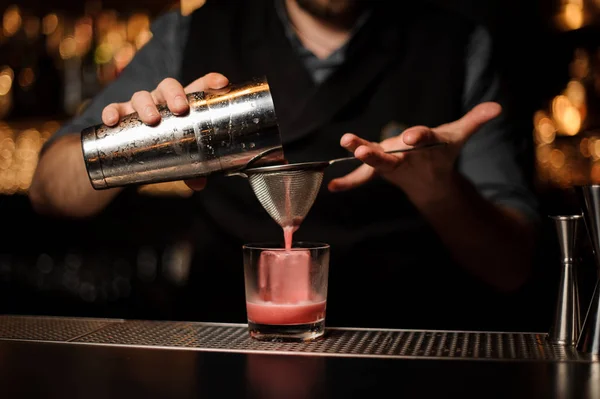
[28,0,539,329]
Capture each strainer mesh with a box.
[248,169,324,227]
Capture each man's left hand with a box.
[328,102,502,200]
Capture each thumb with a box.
[435,102,502,143]
[184,72,229,93]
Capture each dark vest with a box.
[177,0,505,329]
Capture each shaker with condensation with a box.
[81,76,284,189]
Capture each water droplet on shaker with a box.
[249,142,256,148]
[253,118,260,124]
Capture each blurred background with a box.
[0,0,594,330]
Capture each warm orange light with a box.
[593,140,600,160]
[106,30,124,48]
[553,95,571,118]
[536,145,552,164]
[561,106,581,136]
[536,117,557,144]
[581,137,591,157]
[0,66,14,81]
[127,13,150,42]
[591,162,600,183]
[135,30,153,49]
[181,0,207,16]
[550,149,566,169]
[552,95,582,136]
[3,6,22,37]
[75,17,93,56]
[114,43,136,71]
[59,36,77,59]
[563,3,584,30]
[42,14,58,35]
[0,75,12,96]
[565,80,586,106]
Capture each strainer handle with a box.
[328,142,448,165]
[223,146,284,178]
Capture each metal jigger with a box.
[548,215,582,345]
[574,185,600,355]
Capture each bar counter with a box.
[0,315,597,398]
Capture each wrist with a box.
[402,171,465,212]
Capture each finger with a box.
[150,87,165,104]
[435,102,502,142]
[102,103,122,126]
[185,72,229,93]
[401,126,436,146]
[328,164,375,192]
[355,145,403,173]
[340,133,379,153]
[184,178,207,191]
[102,102,134,126]
[131,91,161,125]
[155,78,188,115]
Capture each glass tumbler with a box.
[242,242,330,342]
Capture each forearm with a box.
[405,172,536,292]
[29,134,122,218]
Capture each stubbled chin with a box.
[294,0,366,21]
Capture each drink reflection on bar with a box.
[1,0,600,397]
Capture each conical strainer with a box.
[230,142,447,228]
[240,163,325,228]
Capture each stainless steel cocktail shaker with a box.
[575,185,600,356]
[81,77,284,189]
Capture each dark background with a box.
[0,0,595,332]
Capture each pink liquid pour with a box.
[282,174,303,250]
[283,225,296,251]
[283,174,294,250]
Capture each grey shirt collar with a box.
[274,0,371,84]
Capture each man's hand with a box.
[328,102,502,201]
[329,101,536,292]
[101,72,230,191]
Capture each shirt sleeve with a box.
[457,25,540,224]
[44,10,191,150]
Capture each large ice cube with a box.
[258,250,311,303]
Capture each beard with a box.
[294,0,372,26]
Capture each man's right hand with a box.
[101,72,230,191]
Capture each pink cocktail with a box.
[243,242,330,342]
[246,299,327,325]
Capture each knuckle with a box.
[160,78,181,92]
[160,77,177,86]
[131,91,149,102]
